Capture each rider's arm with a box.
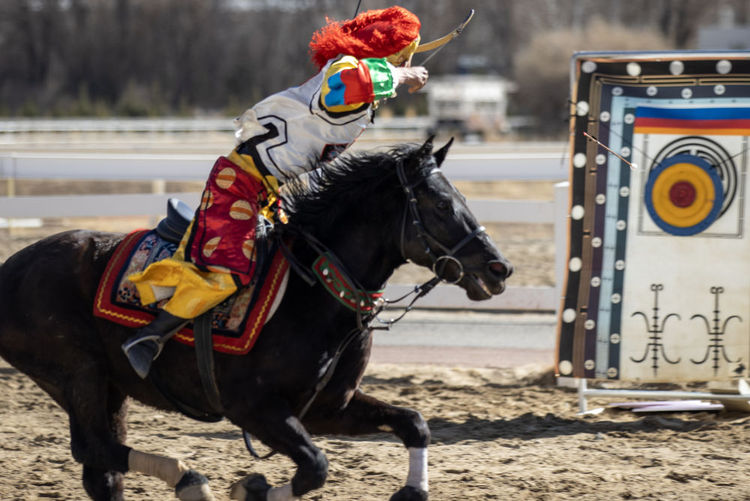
[320,55,397,113]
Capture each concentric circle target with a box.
[644,154,723,235]
[650,136,737,217]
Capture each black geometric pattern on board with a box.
[630,284,681,376]
[690,286,743,376]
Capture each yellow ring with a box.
[650,163,716,228]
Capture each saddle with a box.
[93,199,290,356]
[156,198,194,244]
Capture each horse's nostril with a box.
[489,260,512,279]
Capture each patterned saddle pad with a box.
[93,230,289,355]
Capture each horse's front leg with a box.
[305,389,430,501]
[229,397,328,501]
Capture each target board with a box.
[557,52,750,382]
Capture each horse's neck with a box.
[321,224,402,291]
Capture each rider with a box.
[122,6,429,378]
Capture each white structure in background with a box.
[425,75,515,139]
[697,5,750,50]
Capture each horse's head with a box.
[397,137,513,300]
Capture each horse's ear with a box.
[433,137,454,167]
[419,135,435,157]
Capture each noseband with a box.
[396,162,486,284]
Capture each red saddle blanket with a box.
[93,230,289,355]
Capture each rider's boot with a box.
[122,310,189,379]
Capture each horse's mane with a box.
[281,143,425,233]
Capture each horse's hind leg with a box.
[304,389,430,501]
[27,371,130,501]
[80,386,129,500]
[65,374,131,501]
[64,371,215,500]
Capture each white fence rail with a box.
[0,152,570,312]
[0,118,235,134]
[0,151,569,181]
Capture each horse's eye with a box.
[436,199,451,211]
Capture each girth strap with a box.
[193,312,223,412]
[191,232,277,416]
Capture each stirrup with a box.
[122,333,166,359]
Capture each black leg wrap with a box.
[234,473,271,501]
[390,485,429,501]
[174,469,209,496]
[292,449,328,496]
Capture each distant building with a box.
[698,26,750,50]
[425,75,515,139]
[697,6,750,50]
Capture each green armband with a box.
[362,58,396,99]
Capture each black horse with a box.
[0,138,512,501]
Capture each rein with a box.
[281,159,487,333]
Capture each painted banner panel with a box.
[557,51,750,382]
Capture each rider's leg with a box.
[122,309,189,378]
[124,259,239,378]
[122,266,237,378]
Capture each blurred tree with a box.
[0,0,62,112]
[656,0,712,48]
[513,17,673,137]
[0,0,748,129]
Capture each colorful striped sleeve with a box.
[321,56,396,113]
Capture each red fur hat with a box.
[309,6,421,69]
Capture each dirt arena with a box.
[1,135,749,499]
[1,359,749,500]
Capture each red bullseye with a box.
[669,180,696,208]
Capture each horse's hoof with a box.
[390,485,428,501]
[175,469,215,501]
[230,473,271,501]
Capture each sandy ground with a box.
[1,358,749,500]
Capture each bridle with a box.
[396,160,487,286]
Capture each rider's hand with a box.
[393,66,429,93]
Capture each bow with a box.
[416,9,475,66]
